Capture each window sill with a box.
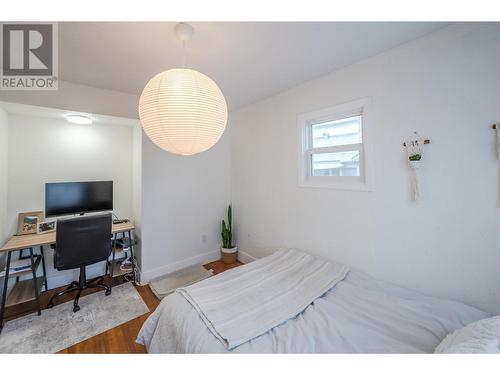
[298,179,373,192]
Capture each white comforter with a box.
[177,249,348,349]
[138,265,489,353]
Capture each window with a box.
[298,98,373,191]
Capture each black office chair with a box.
[47,214,112,312]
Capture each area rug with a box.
[0,283,149,353]
[149,264,214,299]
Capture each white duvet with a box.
[138,266,489,353]
[177,249,348,349]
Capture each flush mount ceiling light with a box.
[139,23,228,156]
[65,114,93,125]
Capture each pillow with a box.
[435,315,500,354]
[441,338,499,354]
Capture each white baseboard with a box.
[238,250,258,263]
[137,249,259,285]
[139,250,220,284]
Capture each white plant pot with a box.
[221,246,238,254]
[409,160,421,170]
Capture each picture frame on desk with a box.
[37,220,57,234]
[16,211,44,236]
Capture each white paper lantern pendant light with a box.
[139,23,228,156]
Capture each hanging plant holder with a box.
[403,133,429,201]
[409,159,421,170]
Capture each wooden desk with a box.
[0,221,136,334]
[0,222,135,252]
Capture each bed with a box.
[137,249,490,353]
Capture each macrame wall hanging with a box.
[403,132,430,202]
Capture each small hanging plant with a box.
[408,153,422,161]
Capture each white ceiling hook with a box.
[174,22,194,42]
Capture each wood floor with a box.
[59,283,158,353]
[3,259,243,354]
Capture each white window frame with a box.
[297,98,374,191]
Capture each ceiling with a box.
[59,22,448,110]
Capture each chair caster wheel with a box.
[105,289,111,296]
[47,302,54,309]
[73,305,80,312]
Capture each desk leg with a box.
[127,230,138,286]
[0,251,12,333]
[40,246,48,292]
[15,249,23,283]
[107,233,117,296]
[29,248,41,316]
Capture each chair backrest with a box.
[54,213,112,270]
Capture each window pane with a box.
[312,115,361,148]
[311,151,360,177]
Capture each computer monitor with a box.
[45,181,113,217]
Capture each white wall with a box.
[7,114,135,288]
[0,109,7,242]
[229,23,500,313]
[140,132,231,282]
[0,108,8,279]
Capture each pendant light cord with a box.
[182,40,187,68]
[175,22,193,69]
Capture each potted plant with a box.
[220,204,237,264]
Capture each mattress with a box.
[137,269,489,353]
